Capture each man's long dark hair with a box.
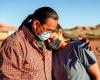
[19,7,59,32]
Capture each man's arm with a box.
[78,37,91,50]
[0,41,23,80]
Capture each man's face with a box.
[35,18,58,36]
[42,18,58,34]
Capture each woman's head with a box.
[49,24,64,41]
[48,24,67,50]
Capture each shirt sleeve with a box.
[75,45,96,68]
[0,40,23,80]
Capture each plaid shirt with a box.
[0,26,52,80]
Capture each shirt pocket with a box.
[23,49,44,76]
[22,52,38,76]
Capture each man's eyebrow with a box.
[46,29,55,32]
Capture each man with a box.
[48,24,100,80]
[0,7,58,80]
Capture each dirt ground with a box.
[90,40,100,68]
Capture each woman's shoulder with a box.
[69,39,87,49]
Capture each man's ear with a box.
[31,20,43,35]
[32,20,40,30]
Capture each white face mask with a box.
[39,32,52,41]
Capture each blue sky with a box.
[0,0,100,29]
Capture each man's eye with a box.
[46,30,52,33]
[46,28,55,32]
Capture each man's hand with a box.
[78,37,91,50]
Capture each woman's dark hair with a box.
[55,24,68,39]
[55,24,63,32]
[19,7,59,32]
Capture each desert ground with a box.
[90,40,100,68]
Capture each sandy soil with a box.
[90,40,100,68]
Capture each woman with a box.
[48,24,100,80]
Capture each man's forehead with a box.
[46,26,57,32]
[45,19,58,31]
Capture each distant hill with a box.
[0,24,17,40]
[63,25,100,39]
[0,23,100,40]
[0,24,17,31]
